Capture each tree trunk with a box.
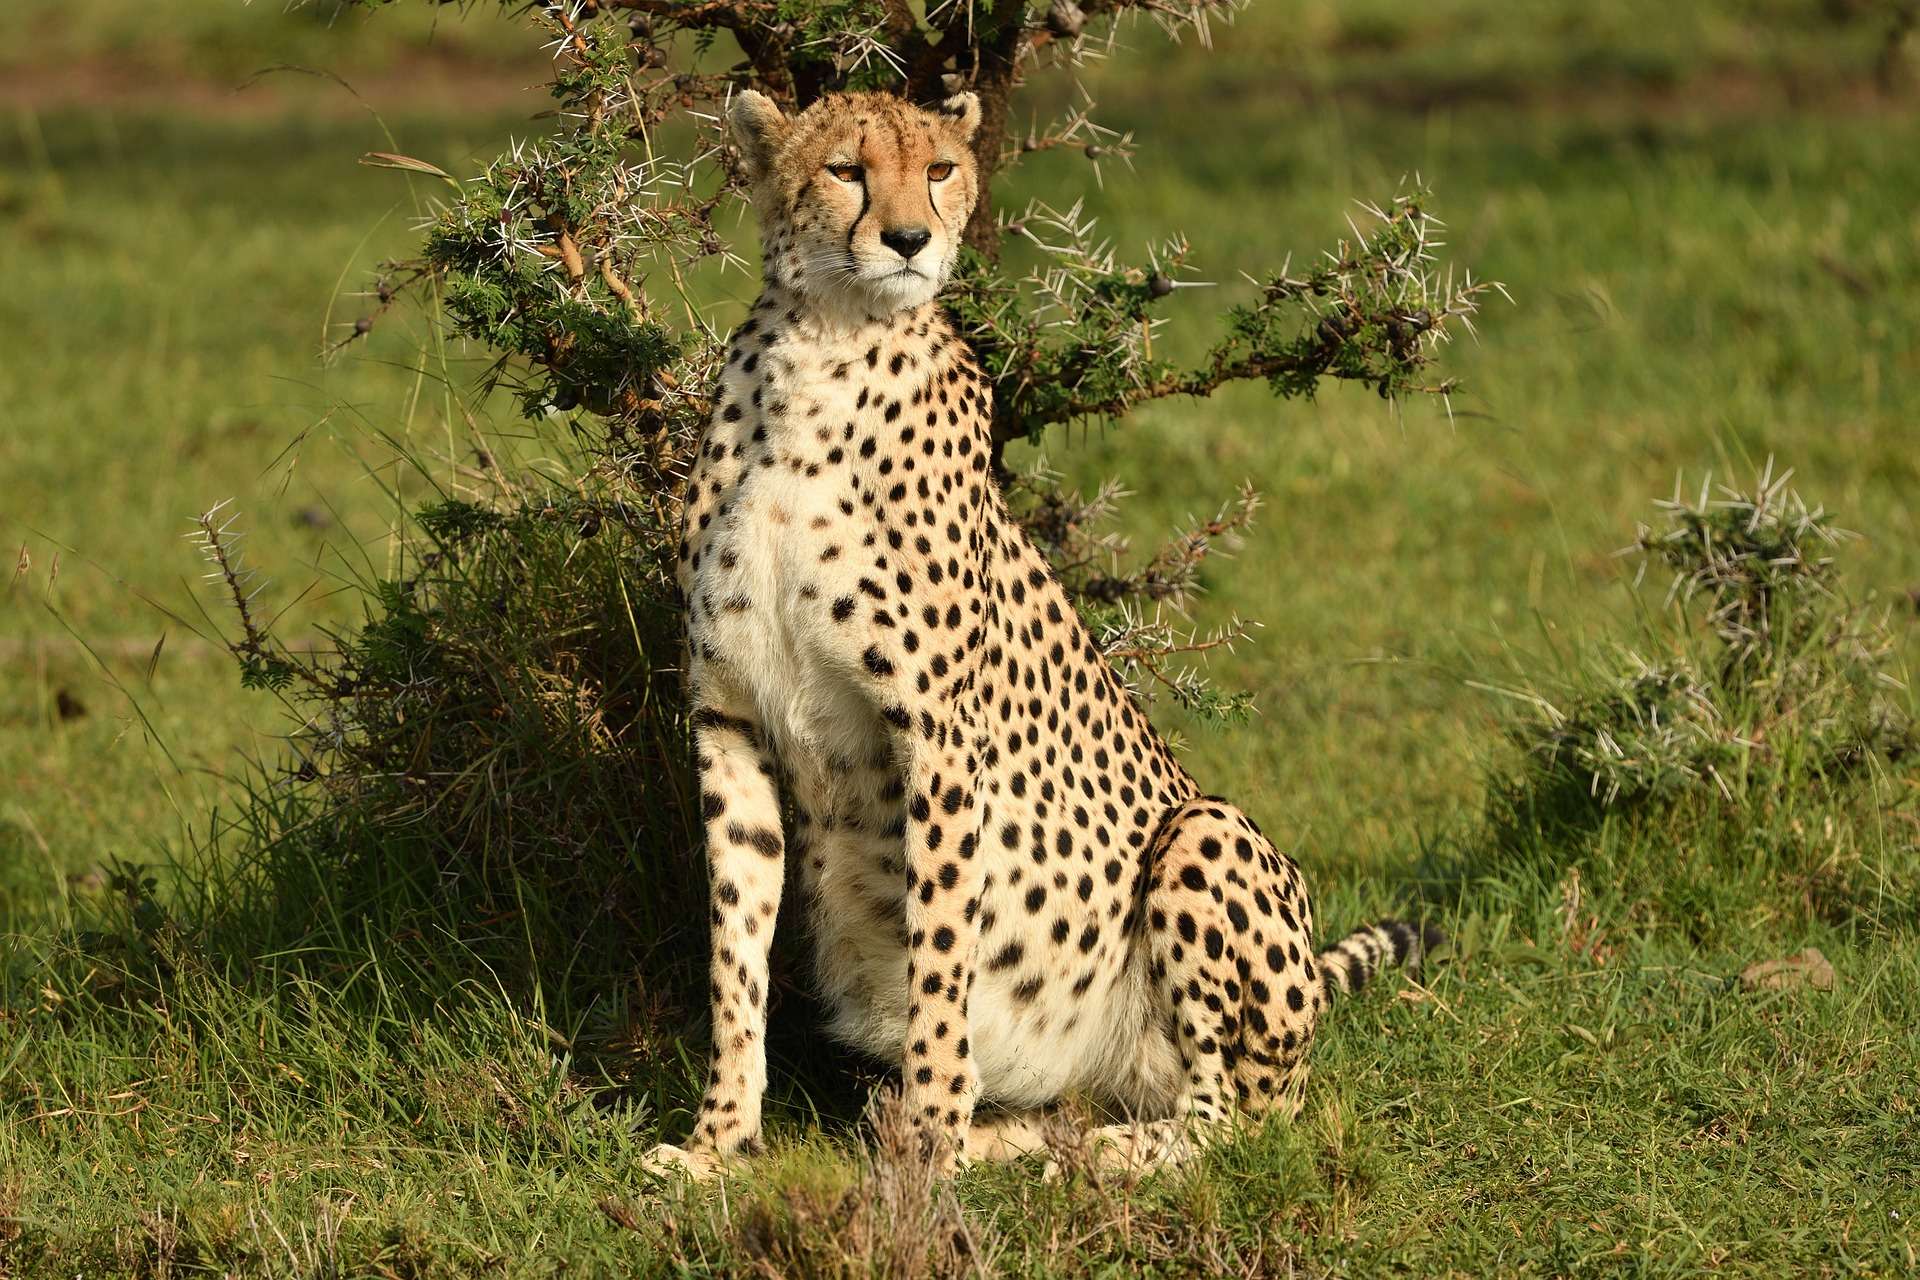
[902,0,1026,259]
[962,2,1027,257]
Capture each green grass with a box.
[5,1,1920,1274]
[2,0,527,80]
[1,104,531,906]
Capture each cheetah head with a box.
[731,90,982,318]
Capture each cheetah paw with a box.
[1040,1150,1137,1183]
[641,1141,727,1184]
[1039,1126,1187,1182]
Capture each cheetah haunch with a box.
[646,89,1437,1180]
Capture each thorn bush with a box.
[1488,463,1913,864]
[173,0,1496,1096]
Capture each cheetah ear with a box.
[937,92,982,143]
[730,90,790,181]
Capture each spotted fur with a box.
[642,91,1437,1182]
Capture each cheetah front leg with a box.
[895,710,988,1169]
[643,693,785,1182]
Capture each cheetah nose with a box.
[880,226,932,260]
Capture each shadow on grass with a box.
[16,487,882,1160]
[1400,723,1918,957]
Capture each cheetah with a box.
[644,89,1438,1180]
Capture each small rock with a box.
[1739,947,1836,992]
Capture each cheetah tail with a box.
[1315,919,1445,999]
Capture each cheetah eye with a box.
[826,163,863,183]
[927,162,955,182]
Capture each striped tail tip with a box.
[1316,919,1445,999]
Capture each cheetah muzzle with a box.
[644,89,1439,1181]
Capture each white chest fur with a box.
[680,316,893,785]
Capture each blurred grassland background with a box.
[2,0,1918,1274]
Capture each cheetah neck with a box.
[757,283,940,347]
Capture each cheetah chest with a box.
[680,357,900,794]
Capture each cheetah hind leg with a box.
[1031,796,1324,1180]
[1037,1054,1314,1181]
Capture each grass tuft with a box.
[1491,464,1910,821]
